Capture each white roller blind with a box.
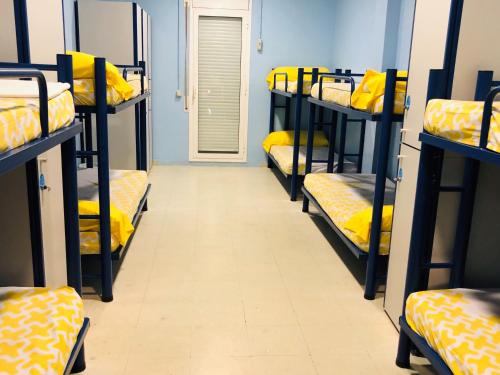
[198,16,242,153]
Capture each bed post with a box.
[337,114,347,173]
[94,57,113,302]
[302,69,319,212]
[326,68,342,173]
[268,78,276,169]
[290,68,304,201]
[364,69,398,300]
[57,54,87,371]
[357,120,366,173]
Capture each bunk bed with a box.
[0,56,89,374]
[396,69,500,374]
[265,67,350,201]
[302,69,407,300]
[72,55,151,302]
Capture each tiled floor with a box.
[82,166,433,374]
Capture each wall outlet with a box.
[257,38,263,52]
[176,89,183,98]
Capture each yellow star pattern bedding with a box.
[78,168,149,254]
[304,173,395,254]
[0,90,75,153]
[406,289,500,375]
[0,287,84,375]
[424,99,500,153]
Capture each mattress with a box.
[311,82,406,115]
[78,168,149,254]
[273,80,313,95]
[0,87,75,153]
[424,99,500,153]
[304,173,395,254]
[406,288,500,375]
[269,145,330,175]
[73,74,144,106]
[0,286,84,374]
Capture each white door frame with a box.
[188,6,251,162]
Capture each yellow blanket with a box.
[406,289,500,375]
[304,173,395,254]
[351,69,407,113]
[0,90,75,153]
[0,287,84,375]
[78,169,149,255]
[424,99,500,153]
[67,51,135,104]
[266,67,330,91]
[262,130,328,153]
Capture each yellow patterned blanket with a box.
[0,287,84,374]
[266,67,331,94]
[424,99,500,153]
[269,145,330,175]
[406,289,500,375]
[304,173,395,254]
[0,86,75,153]
[73,76,142,106]
[310,81,406,114]
[78,168,149,254]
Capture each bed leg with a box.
[267,155,273,169]
[396,330,412,368]
[142,199,148,212]
[302,196,310,212]
[71,347,87,373]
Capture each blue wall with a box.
[133,0,337,166]
[63,0,415,168]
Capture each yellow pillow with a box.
[78,200,134,247]
[262,130,329,153]
[67,51,134,101]
[351,69,407,112]
[266,67,331,90]
[344,205,394,243]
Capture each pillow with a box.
[344,205,394,243]
[262,130,329,153]
[67,51,134,101]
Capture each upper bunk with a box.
[307,69,407,122]
[0,59,82,176]
[69,52,151,115]
[267,67,325,98]
[420,70,500,166]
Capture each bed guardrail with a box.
[0,69,49,137]
[479,86,500,149]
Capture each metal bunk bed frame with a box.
[268,67,327,201]
[396,69,500,374]
[302,68,406,300]
[75,57,151,303]
[0,55,89,373]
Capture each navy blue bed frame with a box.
[268,67,324,201]
[74,58,151,303]
[302,69,406,300]
[395,69,500,373]
[0,56,88,373]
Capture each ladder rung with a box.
[77,151,99,156]
[80,215,100,220]
[439,186,463,192]
[424,262,454,269]
[311,159,329,163]
[274,105,287,109]
[347,119,364,123]
[344,153,360,157]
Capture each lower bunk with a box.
[78,168,149,256]
[302,173,395,256]
[0,287,89,375]
[398,288,500,375]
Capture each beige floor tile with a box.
[124,356,190,375]
[190,355,254,375]
[247,325,309,356]
[191,325,250,357]
[251,356,318,375]
[129,325,193,358]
